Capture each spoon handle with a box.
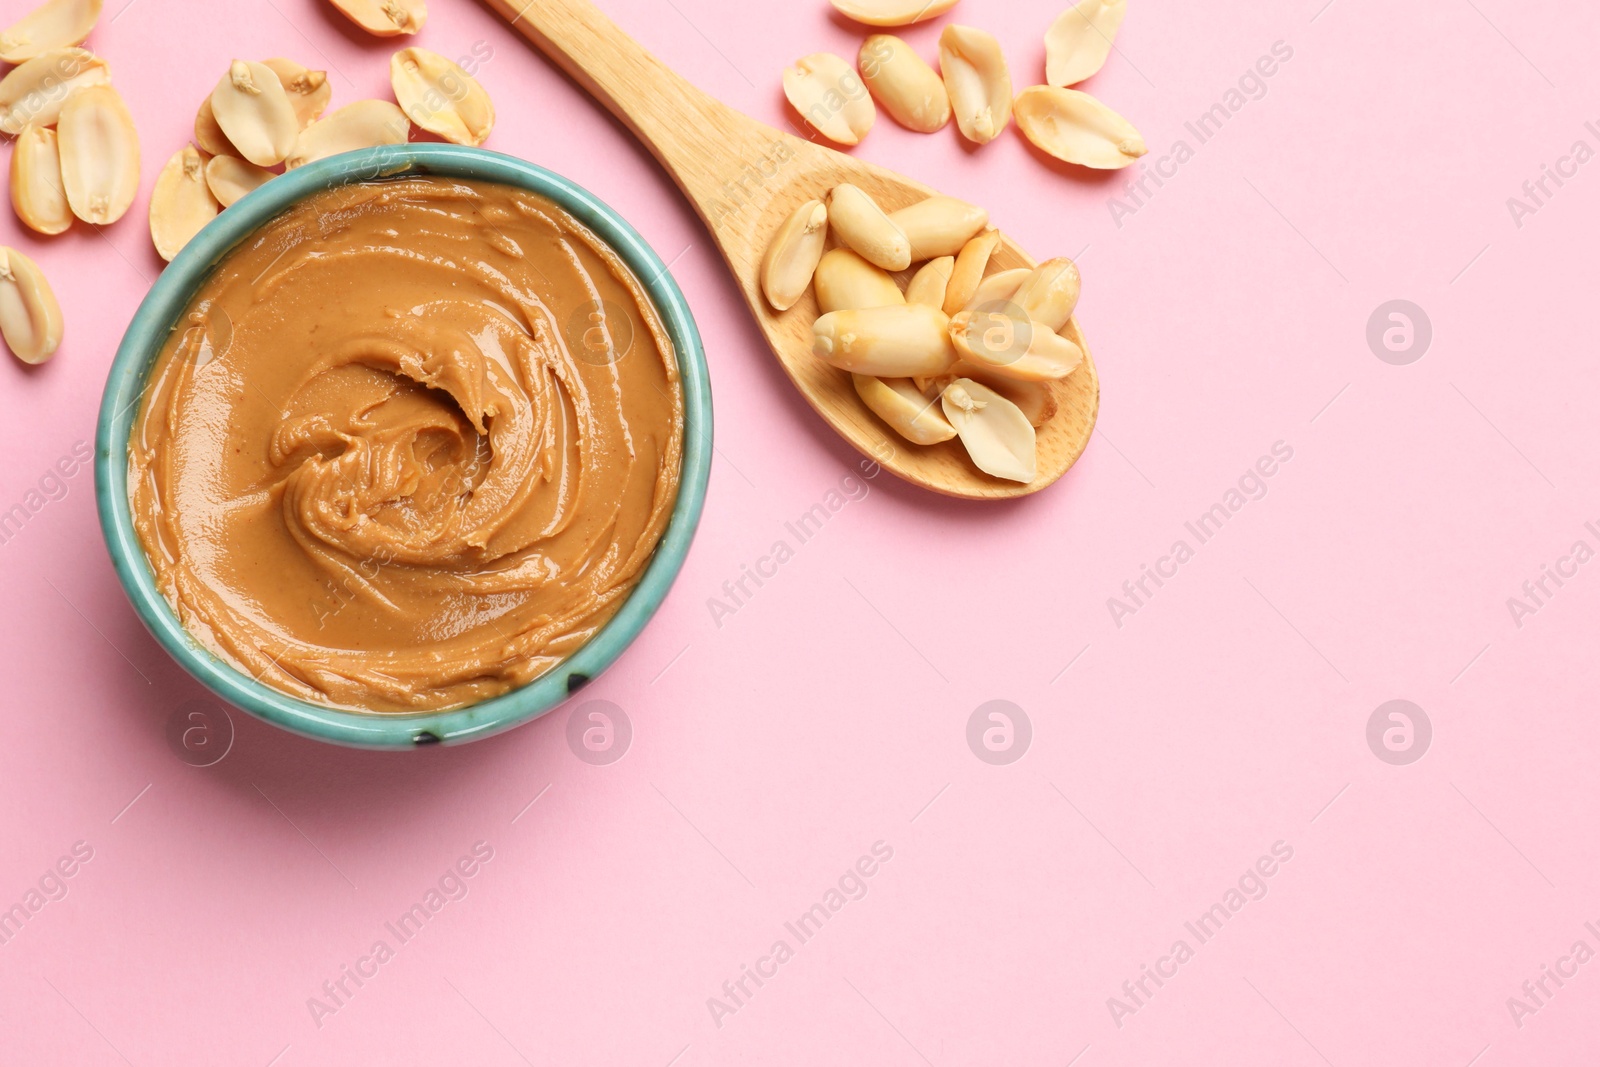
[479,0,789,223]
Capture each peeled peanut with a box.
[948,362,1058,427]
[761,199,829,311]
[205,155,274,207]
[905,256,954,308]
[938,25,1012,145]
[1015,86,1146,169]
[828,184,910,272]
[328,0,426,36]
[0,247,63,364]
[0,0,100,63]
[1047,0,1127,87]
[287,100,411,169]
[813,248,905,314]
[950,309,1084,381]
[391,47,494,146]
[942,378,1036,483]
[784,53,875,146]
[0,47,109,134]
[211,60,299,167]
[56,83,138,224]
[813,304,957,377]
[10,124,72,235]
[830,0,960,26]
[859,35,950,133]
[889,196,988,260]
[962,267,1031,313]
[853,374,957,445]
[150,145,220,262]
[263,57,331,129]
[943,229,1000,315]
[1013,257,1081,332]
[193,96,234,156]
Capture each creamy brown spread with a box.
[129,176,684,712]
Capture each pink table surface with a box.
[2,0,1598,1062]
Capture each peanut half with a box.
[948,363,1058,427]
[853,374,957,445]
[205,154,275,207]
[1012,256,1081,332]
[813,304,957,377]
[211,60,299,167]
[859,35,950,134]
[828,184,911,272]
[830,0,960,26]
[150,145,220,262]
[0,247,64,364]
[0,0,101,63]
[287,100,411,169]
[761,199,829,312]
[961,267,1030,313]
[888,195,988,260]
[950,309,1084,381]
[57,82,138,224]
[0,47,109,134]
[193,96,234,156]
[390,47,494,147]
[943,228,1000,315]
[1046,0,1127,88]
[813,248,905,314]
[905,256,954,308]
[1015,86,1145,169]
[939,25,1012,145]
[784,53,875,146]
[941,378,1037,483]
[263,57,332,129]
[10,124,72,235]
[328,0,426,36]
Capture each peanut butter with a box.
[130,176,684,712]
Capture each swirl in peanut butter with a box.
[130,177,685,712]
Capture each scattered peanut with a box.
[853,374,957,445]
[193,97,234,156]
[1046,0,1127,87]
[10,124,72,236]
[0,0,101,64]
[888,196,988,260]
[905,256,954,308]
[263,57,332,129]
[0,246,64,364]
[761,199,829,311]
[813,304,957,377]
[1014,85,1146,169]
[390,47,494,146]
[938,25,1012,145]
[204,155,275,208]
[149,145,220,262]
[0,47,109,135]
[784,53,875,146]
[829,0,960,25]
[56,82,139,224]
[210,60,299,167]
[941,378,1036,483]
[813,248,905,314]
[859,35,950,134]
[286,99,411,169]
[943,228,1000,315]
[827,184,910,272]
[327,0,426,36]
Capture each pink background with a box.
[2,0,1597,1062]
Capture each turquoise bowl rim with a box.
[94,144,712,749]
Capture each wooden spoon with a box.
[480,0,1099,500]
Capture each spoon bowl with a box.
[484,0,1099,499]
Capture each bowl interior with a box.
[95,144,712,749]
